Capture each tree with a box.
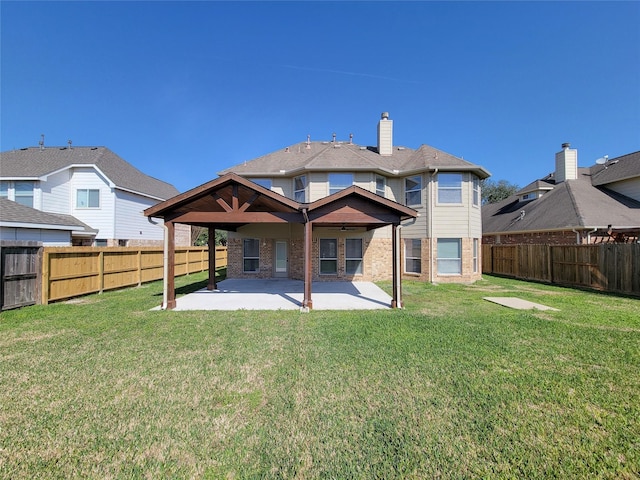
[191,227,227,246]
[481,179,519,205]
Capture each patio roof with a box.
[144,172,418,311]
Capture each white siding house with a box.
[0,146,188,246]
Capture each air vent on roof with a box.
[397,147,405,150]
[91,147,98,150]
[359,146,366,150]
[333,144,341,148]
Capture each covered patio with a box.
[153,278,393,311]
[144,173,417,311]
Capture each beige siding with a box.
[607,178,640,202]
[308,172,326,202]
[271,178,289,198]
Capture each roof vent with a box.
[349,133,353,144]
[381,112,389,120]
[332,133,336,143]
[68,139,73,150]
[562,142,570,149]
[39,134,45,150]
[306,134,311,149]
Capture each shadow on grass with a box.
[153,268,227,297]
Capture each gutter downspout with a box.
[571,228,581,245]
[430,168,438,283]
[585,227,598,244]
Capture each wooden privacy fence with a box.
[42,246,227,304]
[483,243,640,296]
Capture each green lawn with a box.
[1,273,638,479]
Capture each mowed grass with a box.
[1,273,638,479]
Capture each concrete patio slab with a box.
[153,279,393,311]
[484,297,559,311]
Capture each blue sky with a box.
[2,1,639,193]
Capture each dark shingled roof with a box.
[219,141,490,178]
[0,198,97,233]
[0,146,179,200]
[483,168,640,234]
[590,151,640,186]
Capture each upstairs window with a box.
[294,175,307,202]
[405,175,422,206]
[252,178,272,190]
[319,238,338,274]
[76,189,100,208]
[328,173,353,195]
[243,238,260,273]
[14,181,35,208]
[0,181,8,199]
[473,177,480,206]
[438,173,463,204]
[345,238,363,275]
[375,175,386,197]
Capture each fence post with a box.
[41,248,50,305]
[137,249,142,287]
[99,250,104,294]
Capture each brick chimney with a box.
[377,112,393,156]
[555,142,578,183]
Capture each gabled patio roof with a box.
[144,173,418,311]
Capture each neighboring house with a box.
[0,145,190,246]
[0,198,97,246]
[483,145,640,245]
[148,113,490,286]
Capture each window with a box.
[404,239,421,274]
[437,238,462,275]
[438,173,463,204]
[76,189,100,208]
[294,175,307,202]
[473,238,479,273]
[319,238,337,274]
[243,238,260,273]
[14,181,34,207]
[345,238,363,275]
[405,175,422,206]
[522,193,536,201]
[252,178,272,190]
[473,177,480,206]
[375,175,386,197]
[0,181,8,199]
[328,173,353,195]
[94,239,108,247]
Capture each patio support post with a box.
[391,223,399,308]
[207,226,217,290]
[165,220,176,309]
[302,209,313,310]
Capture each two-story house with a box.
[146,113,490,294]
[482,145,640,245]
[0,144,190,246]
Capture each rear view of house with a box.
[147,113,490,287]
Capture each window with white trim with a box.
[473,177,480,206]
[0,181,8,199]
[473,238,479,273]
[14,181,35,207]
[294,175,307,202]
[404,238,421,274]
[405,175,422,206]
[76,189,100,208]
[319,238,338,274]
[438,173,463,204]
[437,238,462,275]
[328,173,353,195]
[375,175,386,197]
[243,238,260,273]
[345,238,363,275]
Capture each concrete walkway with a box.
[156,279,393,311]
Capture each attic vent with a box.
[397,147,405,150]
[359,146,366,150]
[91,147,98,150]
[333,143,341,148]
[322,141,330,144]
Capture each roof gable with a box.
[590,151,640,186]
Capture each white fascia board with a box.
[0,221,78,231]
[40,164,116,188]
[113,186,165,202]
